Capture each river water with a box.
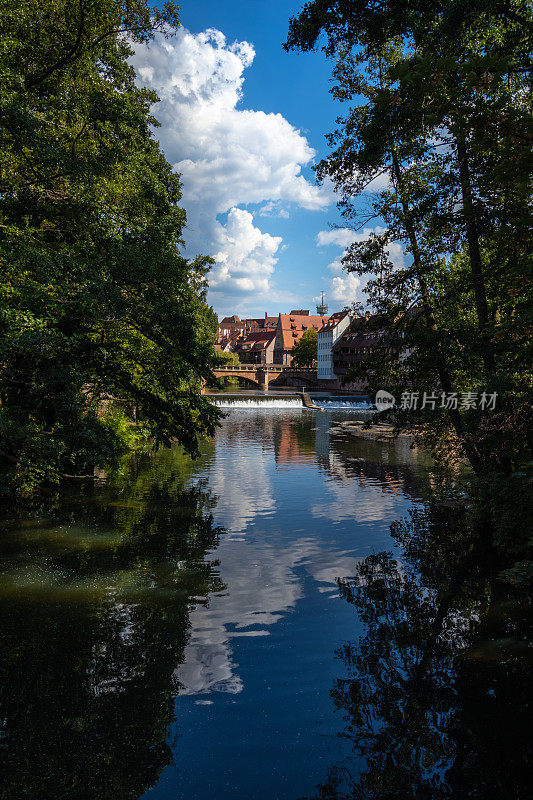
[0,408,529,799]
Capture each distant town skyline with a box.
[134,1,404,318]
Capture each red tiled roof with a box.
[276,313,330,350]
[319,310,351,332]
[215,329,242,350]
[243,329,276,342]
[235,329,276,352]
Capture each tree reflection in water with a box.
[308,504,532,800]
[0,451,224,800]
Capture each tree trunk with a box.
[455,129,495,374]
[391,147,482,474]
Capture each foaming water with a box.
[211,397,304,408]
[312,397,373,410]
[210,394,375,411]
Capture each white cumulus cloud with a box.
[317,229,360,249]
[131,28,329,304]
[329,273,362,305]
[316,226,405,305]
[211,207,282,294]
[317,226,405,269]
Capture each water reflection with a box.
[175,537,367,697]
[0,409,437,800]
[0,453,224,800]
[305,503,532,800]
[177,410,430,704]
[205,436,277,537]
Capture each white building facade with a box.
[317,311,352,380]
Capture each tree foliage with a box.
[285,0,533,567]
[0,0,221,495]
[292,326,318,367]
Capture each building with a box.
[216,313,277,353]
[214,331,242,353]
[273,310,330,365]
[245,313,278,331]
[317,310,352,380]
[234,329,277,365]
[217,315,249,340]
[216,316,251,351]
[332,316,397,390]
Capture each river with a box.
[0,408,529,800]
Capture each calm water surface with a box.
[1,409,528,799]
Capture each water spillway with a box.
[209,394,305,408]
[311,397,373,410]
[208,393,374,410]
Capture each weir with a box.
[210,393,305,408]
[311,397,373,410]
[208,393,374,410]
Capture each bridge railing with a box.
[213,365,316,373]
[214,365,259,371]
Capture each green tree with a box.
[285,2,532,570]
[0,0,221,495]
[285,2,532,467]
[213,348,241,387]
[215,349,241,368]
[292,327,318,367]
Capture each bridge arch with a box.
[212,366,270,390]
[270,372,318,388]
[213,372,262,388]
[211,365,319,392]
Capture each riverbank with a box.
[332,419,419,443]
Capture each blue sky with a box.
[133,1,387,318]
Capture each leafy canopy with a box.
[285,0,532,472]
[285,0,533,573]
[292,327,318,367]
[0,0,221,494]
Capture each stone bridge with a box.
[211,365,319,391]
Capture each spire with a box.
[316,291,328,315]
